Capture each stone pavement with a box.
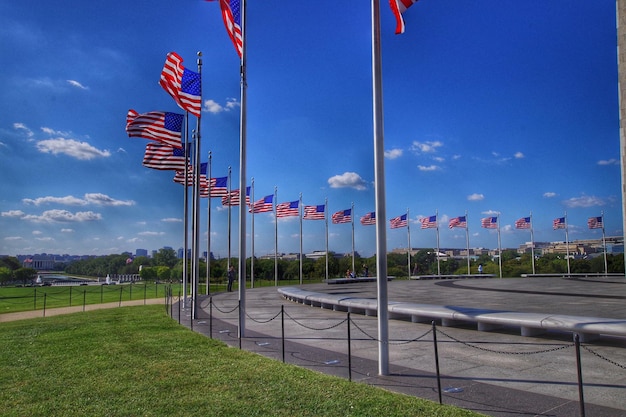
[178,277,626,417]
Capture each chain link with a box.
[349,318,433,344]
[582,344,626,369]
[245,310,282,324]
[435,327,574,355]
[283,310,347,331]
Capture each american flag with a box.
[481,216,498,229]
[304,205,325,220]
[360,212,376,226]
[218,0,243,58]
[553,217,566,230]
[250,195,274,213]
[276,200,299,218]
[222,189,241,206]
[199,175,210,198]
[209,177,228,197]
[159,52,202,117]
[515,217,531,229]
[449,216,467,229]
[587,216,603,229]
[390,213,408,229]
[420,215,437,229]
[389,0,419,35]
[126,110,184,148]
[332,209,352,224]
[142,143,187,171]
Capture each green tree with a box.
[14,267,37,286]
[153,248,178,268]
[0,256,21,271]
[0,266,13,286]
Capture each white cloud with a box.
[598,158,619,166]
[138,231,165,236]
[563,195,605,208]
[482,209,500,215]
[327,172,367,190]
[4,236,22,241]
[417,165,439,172]
[36,237,54,242]
[13,123,34,138]
[36,138,110,160]
[467,193,484,201]
[203,97,240,114]
[32,230,42,235]
[41,127,71,136]
[21,210,102,223]
[67,80,88,89]
[161,218,182,223]
[514,152,524,159]
[1,210,25,218]
[410,140,443,153]
[61,228,74,233]
[22,193,134,207]
[543,192,557,198]
[384,148,403,159]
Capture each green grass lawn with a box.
[0,306,484,417]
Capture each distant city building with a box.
[177,248,192,259]
[135,249,148,257]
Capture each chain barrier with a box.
[349,318,433,345]
[283,310,347,331]
[211,302,239,314]
[435,327,574,355]
[582,344,626,370]
[245,310,282,324]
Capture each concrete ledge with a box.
[410,274,495,280]
[326,276,394,284]
[521,273,625,278]
[278,287,626,343]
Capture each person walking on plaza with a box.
[227,265,236,292]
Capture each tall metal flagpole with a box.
[227,166,232,272]
[251,178,255,288]
[616,0,626,274]
[191,52,203,320]
[565,211,571,276]
[530,211,536,275]
[372,0,389,376]
[601,211,608,275]
[274,187,278,286]
[465,210,470,275]
[182,114,190,308]
[237,0,248,338]
[206,152,212,295]
[497,214,502,278]
[351,201,355,274]
[406,208,411,277]
[299,193,303,284]
[325,197,329,281]
[436,209,441,276]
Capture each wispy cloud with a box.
[410,140,443,153]
[36,138,110,160]
[203,97,240,114]
[67,80,88,90]
[138,231,165,236]
[384,148,403,159]
[467,193,484,201]
[543,192,557,198]
[514,152,524,159]
[417,165,440,172]
[1,210,26,218]
[597,158,619,166]
[328,172,367,190]
[22,193,134,207]
[563,195,605,208]
[161,218,182,223]
[20,210,102,223]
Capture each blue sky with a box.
[0,0,621,258]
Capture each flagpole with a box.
[182,114,190,309]
[465,210,470,275]
[436,209,441,276]
[565,211,571,276]
[250,178,255,288]
[406,208,411,278]
[191,52,203,320]
[602,211,608,275]
[206,151,212,295]
[274,186,278,286]
[299,193,303,284]
[325,197,329,281]
[497,214,502,278]
[372,0,389,376]
[227,166,232,272]
[237,0,248,338]
[530,211,536,275]
[351,201,355,274]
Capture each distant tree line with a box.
[4,249,622,287]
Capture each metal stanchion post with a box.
[347,312,352,382]
[574,334,586,417]
[432,321,442,405]
[281,305,285,363]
